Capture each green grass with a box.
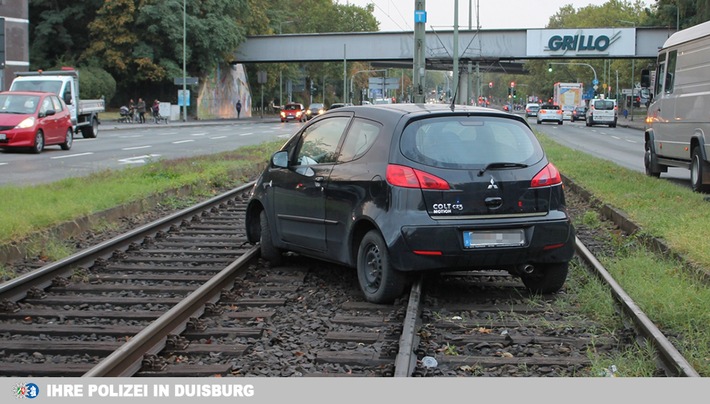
[539,132,710,376]
[0,141,283,245]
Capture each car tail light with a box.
[386,164,450,190]
[531,163,562,188]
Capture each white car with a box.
[536,104,563,125]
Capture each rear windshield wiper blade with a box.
[477,162,528,176]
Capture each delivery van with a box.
[644,21,710,192]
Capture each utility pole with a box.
[453,0,459,103]
[413,0,426,103]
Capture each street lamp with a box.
[278,21,294,106]
[548,62,598,88]
[182,0,187,122]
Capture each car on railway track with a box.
[246,103,575,303]
[0,91,73,153]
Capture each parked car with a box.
[524,103,540,118]
[245,103,575,303]
[571,106,587,122]
[0,91,73,153]
[536,104,563,125]
[327,102,353,110]
[280,103,307,122]
[586,99,617,128]
[306,103,325,120]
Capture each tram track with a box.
[0,181,701,378]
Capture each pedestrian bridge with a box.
[234,27,672,70]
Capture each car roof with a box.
[322,103,529,126]
[0,91,54,97]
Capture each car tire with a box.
[644,140,663,178]
[357,230,406,304]
[558,120,563,125]
[259,210,283,266]
[521,262,568,294]
[60,128,73,150]
[32,131,44,154]
[690,146,710,193]
[536,119,541,124]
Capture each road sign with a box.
[174,77,198,86]
[178,89,190,106]
[592,79,599,85]
[414,10,427,24]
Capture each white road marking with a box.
[172,139,195,144]
[191,133,208,137]
[122,145,152,151]
[239,132,254,136]
[210,136,227,140]
[51,152,94,159]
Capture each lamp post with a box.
[619,20,637,120]
[278,21,294,107]
[182,0,187,122]
[548,62,598,89]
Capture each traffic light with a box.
[510,81,515,88]
[489,81,493,88]
[513,89,517,99]
[548,64,552,72]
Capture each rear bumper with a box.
[387,219,575,272]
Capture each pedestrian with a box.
[622,108,629,119]
[128,99,135,123]
[236,99,242,119]
[151,99,160,123]
[136,98,146,123]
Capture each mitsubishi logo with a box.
[487,177,498,190]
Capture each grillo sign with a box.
[527,28,635,57]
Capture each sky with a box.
[344,0,652,31]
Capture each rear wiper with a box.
[477,162,528,176]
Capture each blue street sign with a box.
[414,10,427,24]
[592,79,599,85]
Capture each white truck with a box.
[9,68,104,138]
[644,20,710,193]
[552,82,584,120]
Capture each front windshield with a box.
[11,80,62,94]
[0,94,41,114]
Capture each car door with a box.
[38,95,59,142]
[271,116,351,252]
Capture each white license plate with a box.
[0,134,5,141]
[463,229,525,248]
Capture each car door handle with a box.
[314,176,324,182]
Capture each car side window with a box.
[50,96,63,111]
[665,50,677,94]
[39,97,52,115]
[338,118,381,163]
[295,117,350,166]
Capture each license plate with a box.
[463,229,525,248]
[0,134,5,141]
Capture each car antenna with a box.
[450,69,462,112]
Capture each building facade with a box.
[0,1,30,90]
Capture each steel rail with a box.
[0,182,255,303]
[575,237,701,377]
[83,246,259,377]
[394,276,423,377]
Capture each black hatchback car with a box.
[245,104,575,303]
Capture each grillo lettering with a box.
[548,35,610,52]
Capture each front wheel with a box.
[644,140,662,178]
[356,230,406,304]
[259,210,283,266]
[521,262,568,294]
[32,131,44,154]
[690,146,710,193]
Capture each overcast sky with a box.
[344,0,652,31]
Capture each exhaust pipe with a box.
[520,264,535,274]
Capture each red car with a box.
[0,91,73,153]
[280,103,306,123]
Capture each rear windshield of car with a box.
[593,100,615,110]
[526,105,540,110]
[540,104,559,110]
[400,116,544,169]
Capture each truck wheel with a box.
[81,117,99,139]
[32,131,45,154]
[60,128,73,150]
[690,146,710,193]
[644,140,663,178]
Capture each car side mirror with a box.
[64,94,72,105]
[45,109,56,116]
[271,151,288,168]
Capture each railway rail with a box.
[0,182,700,377]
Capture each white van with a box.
[644,20,710,192]
[585,98,617,128]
